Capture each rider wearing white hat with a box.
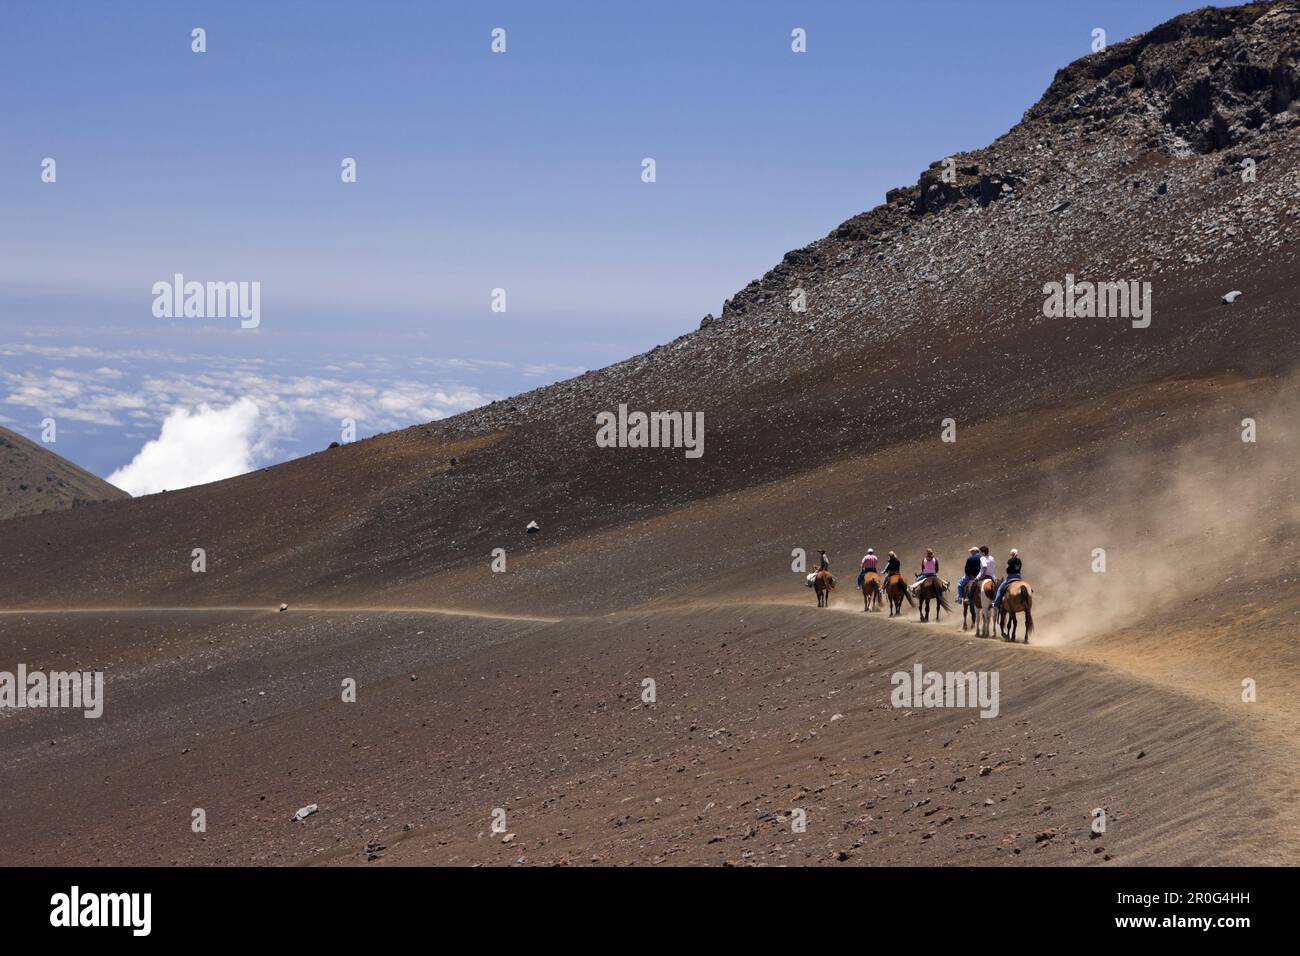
[993,548,1023,609]
[857,548,879,589]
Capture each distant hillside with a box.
[0,426,128,521]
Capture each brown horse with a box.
[861,571,883,611]
[915,575,950,622]
[998,580,1034,643]
[813,569,835,607]
[884,573,914,617]
[963,577,997,638]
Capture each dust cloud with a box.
[1010,376,1300,646]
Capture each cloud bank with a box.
[107,398,267,496]
[0,341,587,489]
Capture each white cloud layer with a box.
[0,341,588,492]
[107,398,266,496]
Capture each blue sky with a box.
[0,0,1204,487]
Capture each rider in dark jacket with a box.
[883,551,901,577]
[958,547,981,603]
[993,549,1023,608]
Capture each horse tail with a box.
[903,582,915,607]
[1021,586,1034,636]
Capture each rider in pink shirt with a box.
[856,549,879,589]
[916,549,939,581]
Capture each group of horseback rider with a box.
[819,545,1024,611]
[812,544,1032,640]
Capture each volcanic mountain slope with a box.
[0,426,128,522]
[1,2,1299,867]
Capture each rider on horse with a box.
[914,549,939,589]
[856,548,879,589]
[957,547,981,604]
[817,549,830,572]
[882,550,901,578]
[992,549,1023,609]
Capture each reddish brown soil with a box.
[2,2,1298,866]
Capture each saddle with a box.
[911,576,946,595]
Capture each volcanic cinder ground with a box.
[2,2,1299,866]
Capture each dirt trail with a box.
[0,605,564,624]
